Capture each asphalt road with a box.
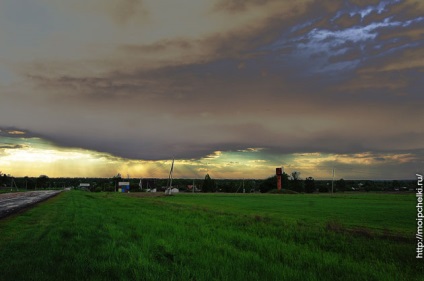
[0,190,62,219]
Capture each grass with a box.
[0,191,421,281]
[159,192,416,234]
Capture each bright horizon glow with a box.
[0,136,417,180]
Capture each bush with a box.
[319,186,329,193]
[305,177,315,193]
[267,189,298,194]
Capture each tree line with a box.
[0,171,416,193]
[258,172,416,193]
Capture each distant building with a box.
[78,183,90,191]
[119,182,130,193]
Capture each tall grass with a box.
[0,191,421,281]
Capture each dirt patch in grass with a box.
[325,220,412,242]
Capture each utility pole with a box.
[11,178,18,192]
[166,158,174,195]
[331,168,335,194]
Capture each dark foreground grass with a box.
[0,191,421,281]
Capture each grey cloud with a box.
[26,73,164,102]
[316,158,421,180]
[348,0,381,8]
[373,157,386,161]
[0,144,26,149]
[333,13,361,28]
[84,113,424,159]
[46,0,147,25]
[1,0,422,167]
[328,47,362,63]
[213,0,278,13]
[262,0,423,76]
[0,127,40,138]
[113,0,145,24]
[18,57,423,159]
[120,39,194,54]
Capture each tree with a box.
[291,171,303,193]
[112,173,122,192]
[291,171,301,180]
[391,180,400,190]
[23,176,29,190]
[317,181,329,193]
[336,178,346,192]
[281,172,290,190]
[260,172,290,193]
[202,174,215,192]
[248,180,257,193]
[304,177,315,193]
[364,180,375,192]
[0,172,5,187]
[260,175,276,193]
[37,175,49,189]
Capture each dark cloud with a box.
[349,0,381,8]
[120,39,194,54]
[317,156,422,180]
[0,0,422,173]
[213,0,278,13]
[261,0,423,77]
[0,144,26,149]
[333,13,362,29]
[0,127,39,138]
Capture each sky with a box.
[0,0,423,180]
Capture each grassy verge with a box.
[0,191,421,281]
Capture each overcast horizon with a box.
[0,0,423,180]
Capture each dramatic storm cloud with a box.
[0,0,422,179]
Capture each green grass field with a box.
[0,191,421,281]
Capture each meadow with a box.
[0,191,421,281]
